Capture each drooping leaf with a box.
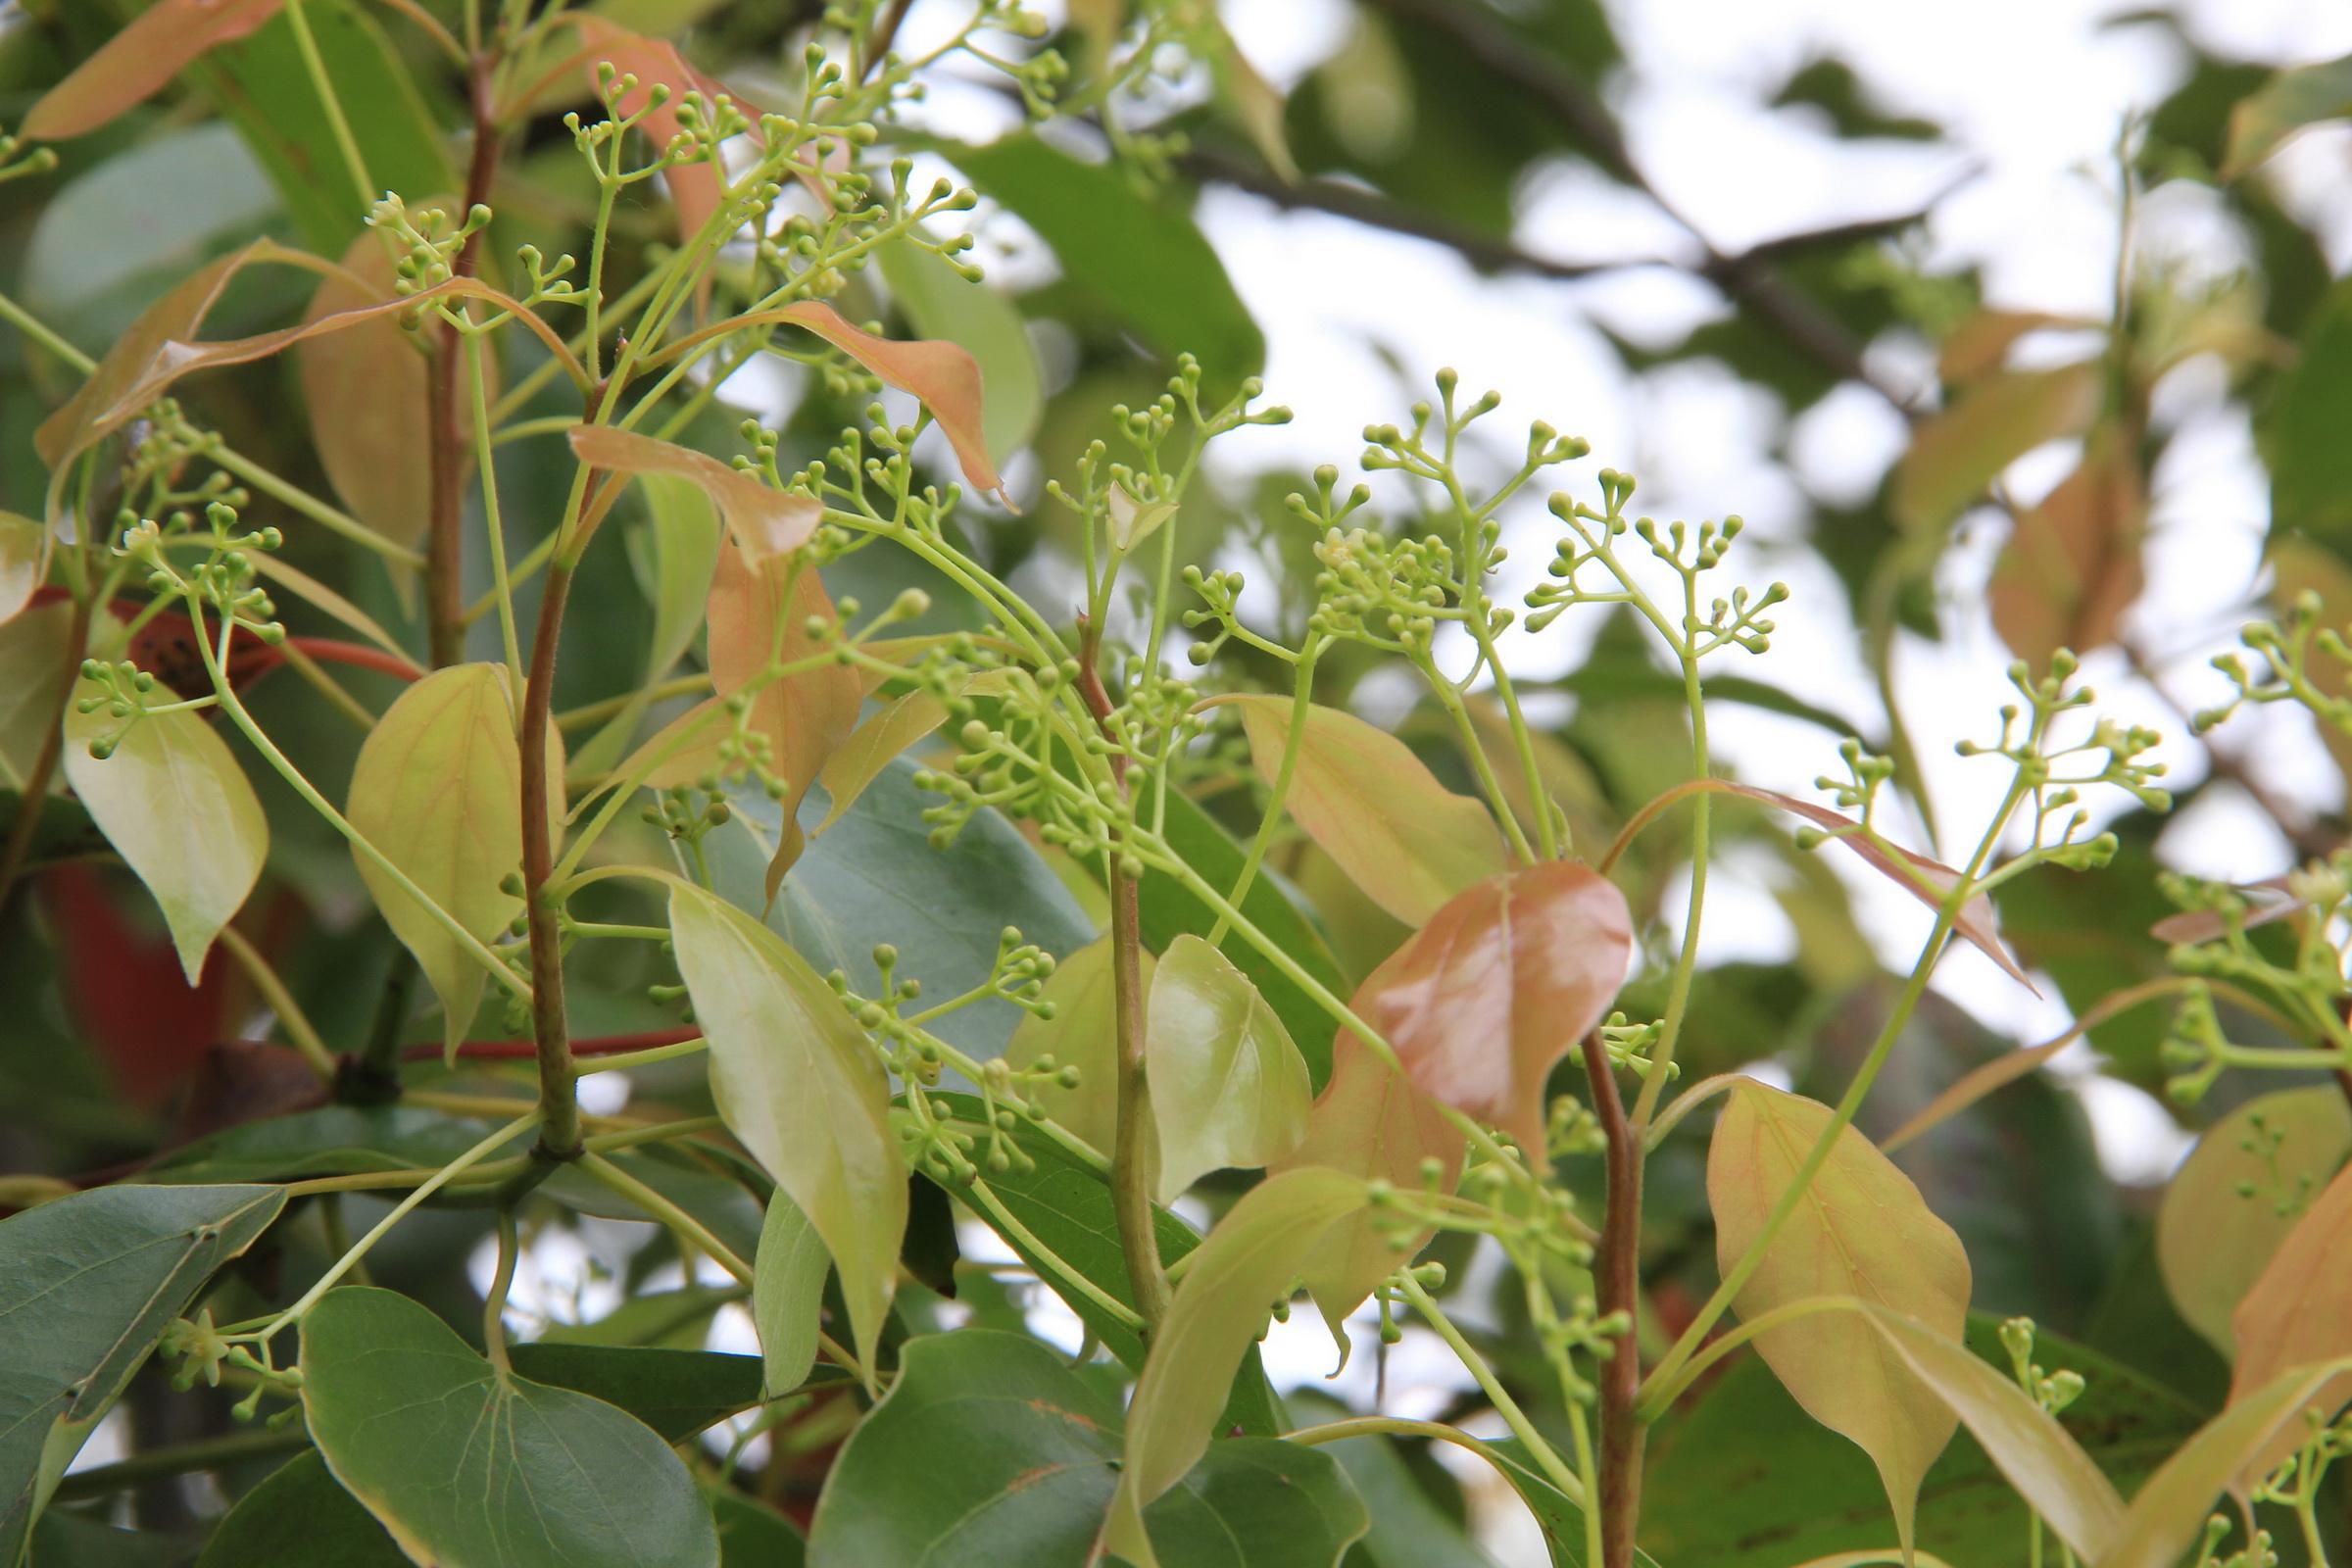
[875,233,1044,465]
[345,663,531,1057]
[1105,1167,1369,1560]
[1989,429,2144,669]
[1003,936,1149,1155]
[667,879,905,1379]
[0,1185,286,1563]
[1891,364,2102,533]
[196,1451,406,1568]
[63,675,268,983]
[752,1190,833,1399]
[1356,859,1631,1154]
[2225,1154,2352,1477]
[2157,1085,2352,1357]
[812,687,952,836]
[298,232,439,558]
[1706,1083,1973,1555]
[299,1287,719,1568]
[1271,1032,1463,1342]
[2224,51,2352,176]
[571,427,821,563]
[808,1330,1365,1568]
[22,0,285,140]
[1147,934,1312,1202]
[1219,695,1507,926]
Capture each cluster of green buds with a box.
[121,501,284,639]
[2191,1516,2278,1568]
[1302,523,1458,656]
[1806,737,1899,839]
[368,195,493,296]
[74,660,167,760]
[2249,1402,2352,1531]
[1998,1317,2087,1417]
[1957,655,2170,878]
[2158,853,2352,1101]
[2157,981,2230,1105]
[2233,1107,2320,1218]
[0,121,56,185]
[566,69,695,184]
[810,410,969,539]
[162,1308,304,1427]
[122,400,245,516]
[2197,591,2352,739]
[913,666,1101,852]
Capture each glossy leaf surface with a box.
[196,1451,406,1568]
[1146,934,1312,1201]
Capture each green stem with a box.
[54,1428,311,1499]
[467,330,526,686]
[1396,1272,1584,1505]
[1207,637,1320,947]
[577,1152,752,1284]
[1629,652,1709,1130]
[962,1175,1148,1334]
[216,926,335,1079]
[212,448,427,568]
[283,0,379,216]
[482,1208,518,1374]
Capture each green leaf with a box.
[923,1091,1284,1436]
[64,675,268,984]
[808,1330,1366,1568]
[0,1185,286,1563]
[1285,1393,1496,1568]
[2156,1084,2352,1357]
[2224,51,2352,176]
[574,471,726,780]
[147,1105,492,1181]
[875,234,1044,466]
[752,1190,832,1399]
[2264,280,2352,545]
[1132,789,1348,1088]
[0,602,75,792]
[1106,1168,1369,1560]
[713,1492,808,1568]
[197,1451,407,1568]
[504,1344,765,1442]
[1146,934,1312,1202]
[345,664,531,1057]
[1706,1084,1973,1555]
[204,0,456,255]
[1004,937,1152,1155]
[811,689,953,838]
[668,879,906,1380]
[708,757,1093,1061]
[299,1287,719,1568]
[938,136,1264,389]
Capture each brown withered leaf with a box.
[1270,1031,1462,1347]
[706,540,860,897]
[1356,858,1632,1156]
[23,0,284,141]
[569,426,820,563]
[1602,777,2036,992]
[1990,429,2145,669]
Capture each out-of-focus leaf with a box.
[0,516,40,626]
[1286,1391,1495,1568]
[941,135,1264,389]
[2226,1154,2352,1478]
[667,878,905,1380]
[299,1287,719,1568]
[299,232,439,559]
[1707,1084,1972,1554]
[752,1190,831,1399]
[2224,51,2352,176]
[1357,860,1631,1153]
[0,1185,285,1563]
[1891,364,2101,533]
[1270,1032,1461,1345]
[1104,1168,1368,1562]
[1003,936,1150,1155]
[2157,1085,2352,1357]
[1770,57,1942,142]
[345,663,531,1056]
[1936,308,2098,385]
[1991,813,2172,1081]
[2265,282,2352,546]
[809,1331,1365,1568]
[196,1451,406,1568]
[1146,934,1312,1201]
[63,675,267,983]
[572,427,821,562]
[712,1492,808,1568]
[1642,1316,2198,1568]
[875,234,1043,466]
[1220,695,1507,926]
[0,601,74,788]
[23,0,283,139]
[1989,429,2144,669]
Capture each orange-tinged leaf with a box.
[1356,859,1630,1155]
[1706,1083,1973,1558]
[1103,1166,1368,1564]
[1145,935,1312,1202]
[345,664,536,1059]
[705,541,860,894]
[1218,694,1508,926]
[1270,1031,1462,1342]
[1936,308,2098,385]
[298,230,438,556]
[569,426,820,564]
[1892,363,2102,533]
[2158,1086,2352,1357]
[63,675,267,984]
[23,0,285,140]
[1990,430,2145,668]
[2226,1153,2352,1478]
[1603,777,2036,991]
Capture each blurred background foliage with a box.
[4,0,2352,1560]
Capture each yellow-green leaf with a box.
[1220,695,1506,925]
[2225,1154,2352,1481]
[813,688,951,837]
[64,678,266,983]
[1002,936,1152,1158]
[666,880,904,1382]
[752,1190,831,1400]
[1145,934,1312,1202]
[345,664,531,1058]
[2224,51,2352,177]
[0,602,74,789]
[1106,486,1177,552]
[1706,1083,1973,1559]
[1103,1166,1368,1565]
[298,231,436,559]
[0,514,43,625]
[2157,1085,2352,1357]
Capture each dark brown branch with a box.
[1579,1028,1643,1568]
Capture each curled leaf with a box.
[1357,858,1631,1155]
[1214,694,1508,926]
[23,0,285,141]
[1603,777,2035,992]
[570,426,820,563]
[1145,934,1313,1202]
